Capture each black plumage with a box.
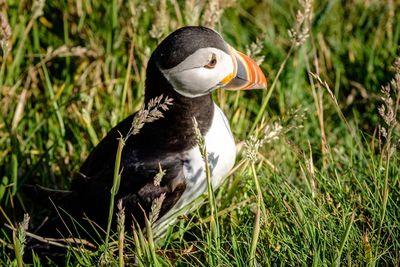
[40,26,224,237]
[31,25,269,244]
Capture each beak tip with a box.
[252,77,268,90]
[222,47,268,91]
[249,82,267,90]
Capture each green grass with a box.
[1,0,400,266]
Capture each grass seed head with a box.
[153,163,166,186]
[246,37,266,66]
[128,95,173,138]
[149,0,169,40]
[378,58,400,132]
[288,0,313,47]
[16,214,30,258]
[32,0,45,20]
[245,122,283,162]
[262,122,283,144]
[192,116,208,160]
[310,72,339,107]
[202,0,223,28]
[244,135,262,162]
[149,193,166,225]
[184,0,202,25]
[99,248,113,266]
[117,200,125,234]
[0,12,11,54]
[377,57,400,159]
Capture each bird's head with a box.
[146,26,267,99]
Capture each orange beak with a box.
[219,46,267,90]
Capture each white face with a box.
[160,47,235,98]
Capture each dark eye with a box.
[204,53,217,69]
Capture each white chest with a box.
[154,104,236,233]
[181,104,236,199]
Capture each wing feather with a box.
[65,114,187,230]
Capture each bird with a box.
[39,26,267,239]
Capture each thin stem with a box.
[133,230,145,267]
[251,44,295,132]
[7,18,35,85]
[204,137,221,264]
[249,161,266,266]
[145,214,159,267]
[120,42,134,120]
[335,212,355,267]
[375,145,391,263]
[105,137,124,244]
[12,231,23,267]
[118,206,125,267]
[0,49,9,89]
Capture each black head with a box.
[145,26,267,101]
[152,26,230,70]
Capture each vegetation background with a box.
[1,0,399,266]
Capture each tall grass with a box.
[1,0,400,266]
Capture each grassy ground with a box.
[1,0,400,266]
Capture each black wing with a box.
[64,113,187,231]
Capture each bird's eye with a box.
[204,53,217,69]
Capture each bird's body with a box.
[154,103,236,231]
[39,26,266,238]
[69,99,235,233]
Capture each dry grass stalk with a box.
[379,87,396,128]
[149,160,167,226]
[12,214,30,267]
[309,71,333,167]
[127,94,173,138]
[288,0,313,47]
[153,163,166,186]
[32,0,45,20]
[244,122,283,162]
[149,0,169,40]
[0,12,11,54]
[202,0,223,28]
[128,1,145,35]
[0,12,11,88]
[201,0,235,28]
[309,72,338,107]
[246,37,266,66]
[262,122,283,144]
[42,45,98,61]
[117,200,125,267]
[192,117,206,157]
[244,135,262,162]
[11,84,29,131]
[378,57,400,158]
[192,116,221,255]
[105,95,173,247]
[17,214,30,249]
[99,248,113,267]
[375,58,400,260]
[5,222,97,249]
[249,161,262,266]
[149,193,166,225]
[250,0,314,131]
[386,0,394,42]
[184,0,203,25]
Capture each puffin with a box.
[46,26,267,237]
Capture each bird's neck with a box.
[140,60,215,152]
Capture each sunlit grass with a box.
[1,0,400,266]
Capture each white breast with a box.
[153,104,236,234]
[180,103,236,202]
